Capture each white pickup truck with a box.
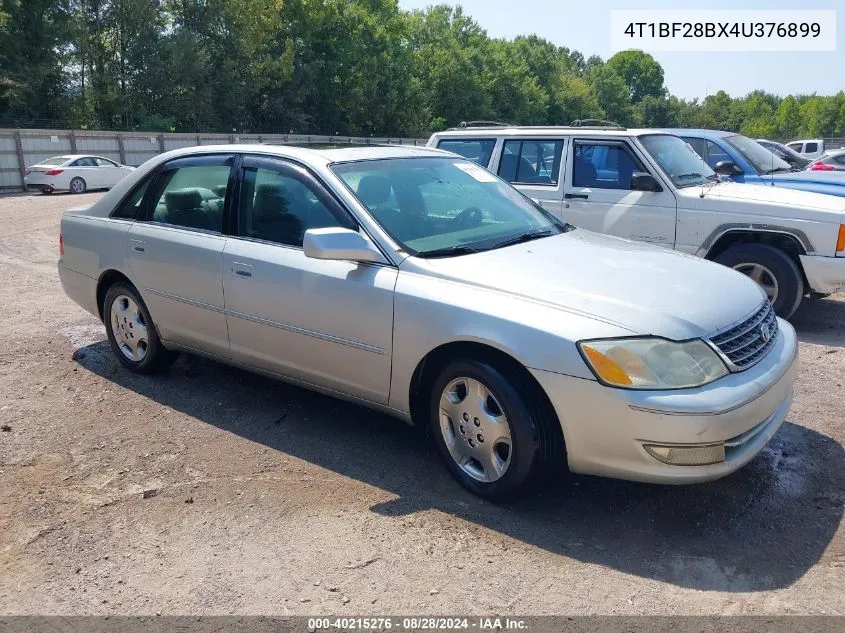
[428,124,845,318]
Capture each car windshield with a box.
[39,156,69,166]
[724,134,792,174]
[331,157,569,257]
[638,134,717,187]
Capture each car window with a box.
[705,141,732,169]
[805,142,818,153]
[332,157,567,257]
[787,142,802,151]
[835,154,845,165]
[111,179,151,220]
[238,167,344,247]
[572,142,645,190]
[684,137,707,159]
[72,157,97,167]
[498,139,563,185]
[95,158,117,167]
[723,134,790,174]
[150,164,230,232]
[436,139,496,167]
[39,156,70,166]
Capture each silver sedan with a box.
[58,144,798,500]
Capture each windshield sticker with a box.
[455,162,498,182]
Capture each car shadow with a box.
[792,295,845,348]
[73,341,844,593]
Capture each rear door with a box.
[125,154,235,357]
[561,138,677,247]
[490,138,567,219]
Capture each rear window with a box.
[39,156,69,166]
[436,139,496,167]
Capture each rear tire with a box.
[714,243,804,319]
[429,358,549,502]
[70,177,87,194]
[103,282,177,374]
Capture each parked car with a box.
[428,125,845,318]
[808,149,845,172]
[757,139,812,170]
[787,139,826,160]
[661,129,845,198]
[25,155,135,194]
[58,144,798,500]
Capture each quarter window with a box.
[238,167,343,247]
[95,157,117,167]
[498,139,563,185]
[572,142,646,190]
[150,164,231,232]
[436,139,497,167]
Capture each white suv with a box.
[428,124,845,318]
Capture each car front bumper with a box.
[530,318,799,484]
[800,254,845,294]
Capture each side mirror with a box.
[714,160,743,176]
[303,227,385,264]
[630,172,662,192]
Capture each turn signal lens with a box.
[643,443,725,466]
[59,233,64,256]
[581,345,633,386]
[837,224,845,253]
[44,169,64,176]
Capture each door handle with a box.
[231,262,253,279]
[564,193,589,200]
[130,239,146,253]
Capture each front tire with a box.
[69,177,87,194]
[714,243,804,319]
[429,359,546,502]
[103,282,177,374]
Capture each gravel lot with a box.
[0,191,843,615]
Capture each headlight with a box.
[577,337,728,390]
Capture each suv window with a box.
[498,139,563,185]
[436,139,496,167]
[238,166,343,247]
[150,163,231,232]
[572,142,645,190]
[805,142,818,153]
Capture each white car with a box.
[428,125,845,319]
[786,139,826,160]
[24,155,135,194]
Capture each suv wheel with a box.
[429,359,547,502]
[714,243,804,318]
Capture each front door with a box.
[561,138,677,247]
[222,155,397,404]
[125,154,234,357]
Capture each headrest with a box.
[356,175,392,206]
[165,189,203,212]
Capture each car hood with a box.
[768,169,845,198]
[406,229,766,341]
[689,181,845,217]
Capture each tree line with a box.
[2,0,844,139]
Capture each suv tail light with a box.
[44,169,64,176]
[809,161,834,171]
[837,225,845,254]
[59,233,64,256]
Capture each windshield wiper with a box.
[416,244,480,259]
[762,166,792,175]
[676,172,705,180]
[489,228,557,250]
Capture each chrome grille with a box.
[709,301,778,371]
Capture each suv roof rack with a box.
[570,119,626,130]
[444,119,627,131]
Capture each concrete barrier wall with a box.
[0,129,428,191]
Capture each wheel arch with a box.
[407,340,566,463]
[701,227,811,261]
[96,269,135,322]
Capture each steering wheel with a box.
[453,206,484,230]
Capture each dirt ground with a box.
[0,191,843,616]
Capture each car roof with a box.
[150,143,448,167]
[657,128,734,139]
[431,126,670,138]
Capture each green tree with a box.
[606,49,665,104]
[585,63,631,125]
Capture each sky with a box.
[396,0,844,101]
